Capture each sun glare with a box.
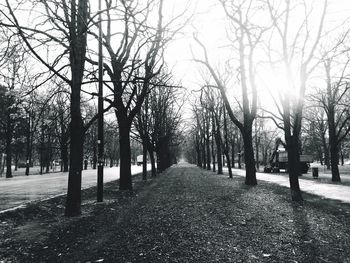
[257,66,304,114]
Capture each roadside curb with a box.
[0,170,148,215]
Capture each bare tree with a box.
[223,105,233,178]
[1,0,96,216]
[0,39,28,178]
[309,39,350,181]
[192,104,206,169]
[135,72,179,178]
[193,0,268,185]
[135,75,184,172]
[200,86,224,175]
[266,0,327,200]
[303,105,329,168]
[88,0,181,190]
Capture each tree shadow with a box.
[291,203,320,262]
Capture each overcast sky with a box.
[164,0,350,107]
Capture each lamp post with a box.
[97,0,104,202]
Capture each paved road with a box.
[0,165,145,212]
[226,168,350,203]
[2,163,349,212]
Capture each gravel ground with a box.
[0,163,350,263]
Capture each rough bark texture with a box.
[329,141,340,182]
[328,106,341,182]
[118,122,132,190]
[223,109,232,178]
[286,135,303,201]
[64,0,89,217]
[242,127,257,185]
[65,89,84,216]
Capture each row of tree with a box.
[0,79,126,178]
[135,72,183,178]
[0,0,184,216]
[188,0,350,201]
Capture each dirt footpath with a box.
[1,163,350,262]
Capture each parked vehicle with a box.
[137,155,144,166]
[264,138,313,174]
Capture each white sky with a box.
[3,0,350,126]
[163,0,350,121]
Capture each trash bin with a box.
[312,167,318,178]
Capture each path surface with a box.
[0,165,145,211]
[225,167,350,203]
[1,163,349,213]
[2,162,348,262]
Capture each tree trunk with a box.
[5,145,12,178]
[14,154,18,171]
[238,136,242,169]
[60,125,69,172]
[61,139,69,172]
[330,142,340,182]
[92,138,97,169]
[216,138,223,175]
[206,116,211,170]
[215,117,223,175]
[242,126,257,185]
[65,88,85,217]
[255,121,260,171]
[340,147,344,166]
[46,159,50,173]
[223,108,232,178]
[328,107,341,182]
[195,136,202,167]
[231,136,235,168]
[157,137,171,172]
[40,124,44,175]
[148,149,156,177]
[5,115,13,178]
[201,138,206,170]
[40,148,43,175]
[142,141,147,180]
[25,118,31,175]
[286,135,303,201]
[211,134,216,172]
[118,121,132,190]
[45,133,51,173]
